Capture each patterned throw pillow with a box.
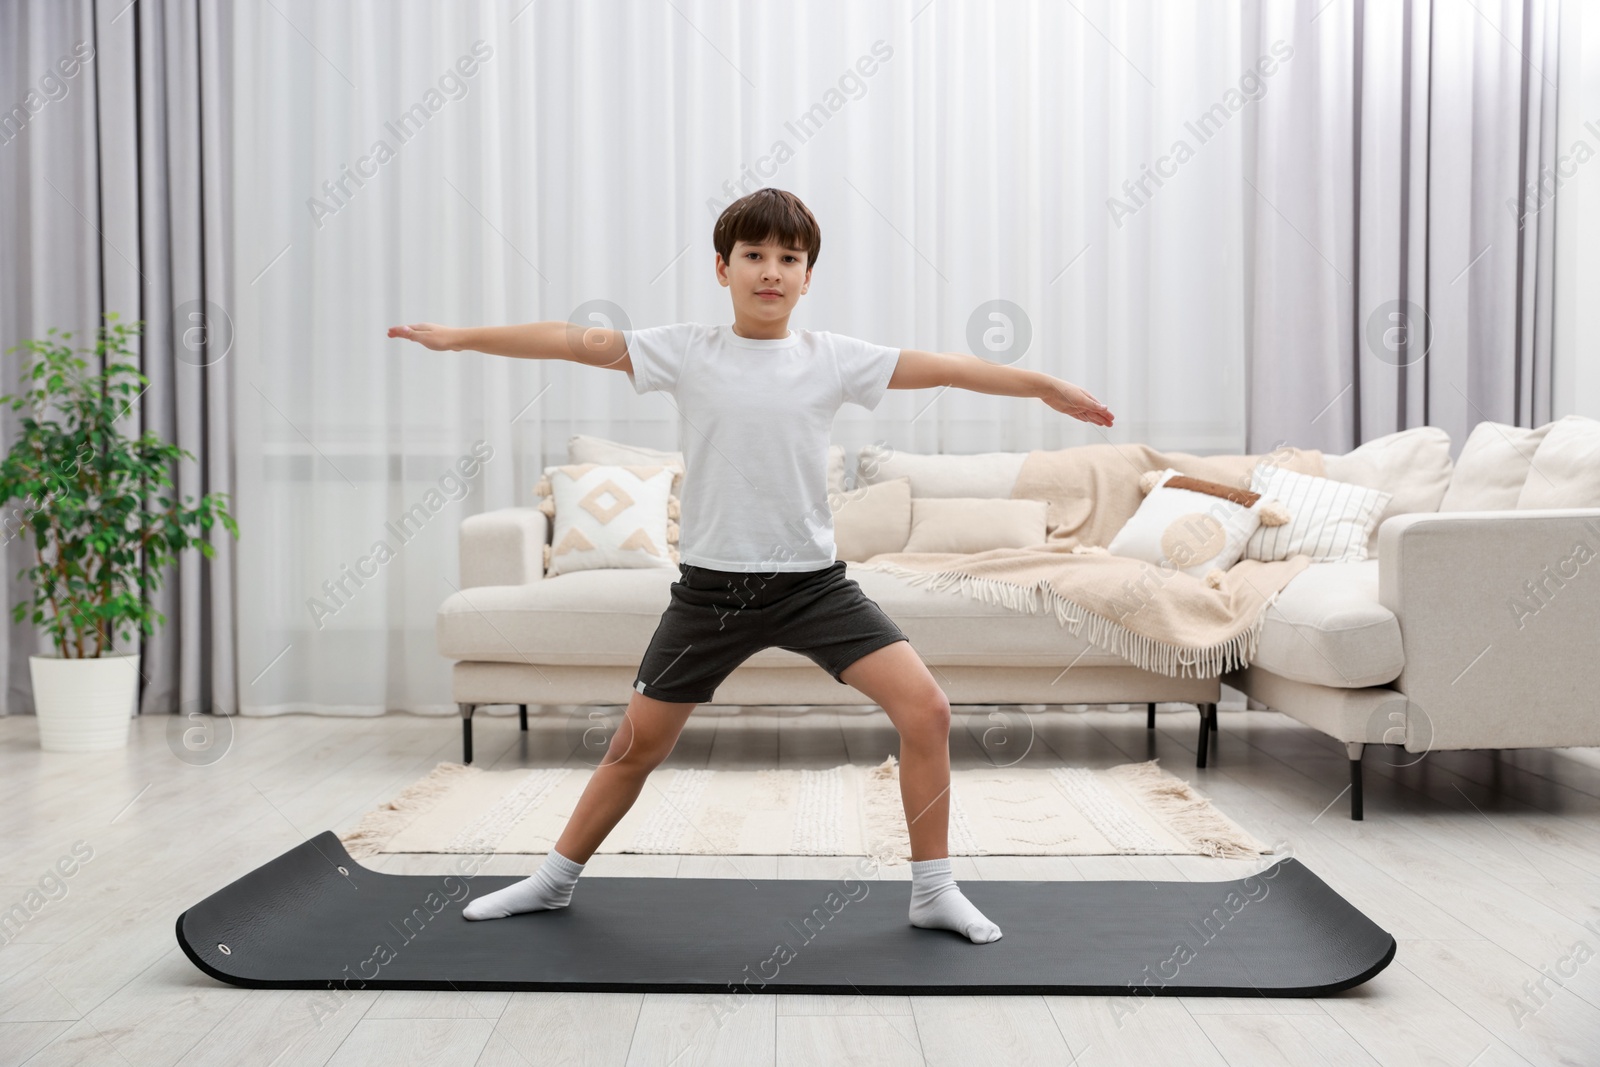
[1106,469,1291,585]
[565,435,684,552]
[1242,463,1391,563]
[534,464,680,576]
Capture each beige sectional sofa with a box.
[436,419,1600,820]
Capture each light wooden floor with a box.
[3,700,1599,1067]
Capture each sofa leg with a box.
[459,703,477,765]
[520,703,528,731]
[1346,741,1364,821]
[1194,703,1218,769]
[1147,702,1156,729]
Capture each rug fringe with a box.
[1109,759,1265,858]
[860,561,1275,678]
[338,761,479,859]
[861,755,911,865]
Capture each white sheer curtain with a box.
[230,0,1267,716]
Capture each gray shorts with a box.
[632,560,910,703]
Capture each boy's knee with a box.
[602,735,671,776]
[606,707,688,771]
[899,694,951,745]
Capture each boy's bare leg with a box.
[555,692,700,862]
[840,640,1003,943]
[462,691,696,919]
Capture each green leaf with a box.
[0,319,242,650]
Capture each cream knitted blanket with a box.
[856,444,1324,677]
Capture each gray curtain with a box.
[1244,0,1560,455]
[0,0,236,717]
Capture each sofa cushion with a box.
[438,567,681,668]
[1438,420,1552,511]
[1516,415,1600,509]
[1248,561,1403,688]
[1322,426,1453,555]
[437,560,1403,687]
[901,497,1049,554]
[832,477,912,561]
[436,563,1133,670]
[571,433,849,497]
[855,445,1027,497]
[567,432,683,470]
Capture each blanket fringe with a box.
[861,561,1279,679]
[337,761,479,858]
[1109,760,1267,858]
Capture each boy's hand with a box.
[387,322,460,351]
[1042,379,1114,426]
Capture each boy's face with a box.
[716,237,810,326]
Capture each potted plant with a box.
[0,314,238,751]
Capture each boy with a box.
[388,187,1113,944]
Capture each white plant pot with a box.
[29,652,140,752]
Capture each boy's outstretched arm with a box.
[386,321,631,372]
[887,348,1114,427]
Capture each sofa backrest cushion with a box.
[1321,426,1452,554]
[854,444,1027,497]
[570,433,847,497]
[1438,420,1554,511]
[568,432,683,469]
[832,477,912,561]
[1516,415,1600,509]
[901,497,1050,554]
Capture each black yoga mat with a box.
[176,831,1394,996]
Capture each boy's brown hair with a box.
[712,188,822,271]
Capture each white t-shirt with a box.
[624,323,901,572]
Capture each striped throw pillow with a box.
[1243,464,1391,563]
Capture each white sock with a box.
[908,856,1002,944]
[462,847,585,920]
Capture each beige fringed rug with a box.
[339,755,1272,866]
